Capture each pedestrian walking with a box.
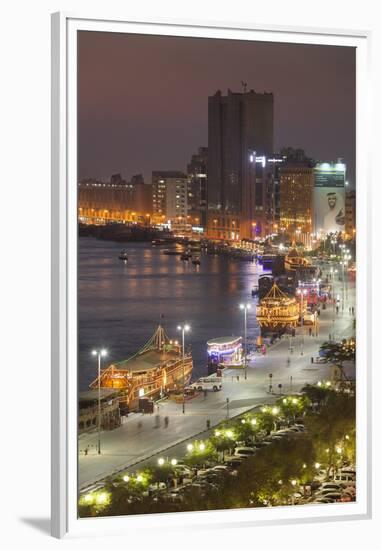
[237,375,240,382]
[164,416,169,428]
[137,420,142,431]
[84,447,88,456]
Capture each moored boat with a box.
[118,249,128,261]
[284,249,311,271]
[90,325,193,412]
[256,283,302,334]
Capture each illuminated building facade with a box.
[187,147,208,228]
[78,176,152,224]
[345,190,356,239]
[207,89,274,240]
[152,171,188,228]
[279,151,315,243]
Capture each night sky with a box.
[78,31,355,186]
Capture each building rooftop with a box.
[79,388,119,403]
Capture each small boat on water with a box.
[118,249,128,261]
[152,239,166,246]
[162,249,182,256]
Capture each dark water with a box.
[78,237,265,390]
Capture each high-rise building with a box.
[345,190,356,239]
[152,171,188,228]
[207,89,274,240]
[279,149,315,244]
[187,147,207,228]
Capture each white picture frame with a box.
[51,11,372,539]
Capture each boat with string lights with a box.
[89,325,193,412]
[284,248,312,272]
[256,283,302,333]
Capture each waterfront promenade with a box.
[78,279,355,489]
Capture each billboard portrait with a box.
[313,163,346,235]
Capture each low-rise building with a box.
[79,388,121,433]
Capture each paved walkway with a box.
[79,271,355,489]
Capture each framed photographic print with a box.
[51,12,372,539]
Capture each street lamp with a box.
[91,348,107,454]
[296,288,307,355]
[330,268,338,310]
[239,303,251,379]
[177,324,190,414]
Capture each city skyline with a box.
[78,32,356,186]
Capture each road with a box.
[78,269,355,489]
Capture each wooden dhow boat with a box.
[90,325,193,412]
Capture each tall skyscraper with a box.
[207,89,274,240]
[187,147,207,228]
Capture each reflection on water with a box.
[78,237,264,390]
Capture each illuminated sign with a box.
[313,162,346,235]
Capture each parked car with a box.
[320,482,342,491]
[313,486,342,497]
[333,473,355,484]
[173,464,193,478]
[235,447,256,458]
[253,441,272,448]
[224,456,245,468]
[288,425,305,432]
[340,467,356,474]
[314,356,328,363]
[211,465,230,473]
[318,491,343,501]
[265,435,283,442]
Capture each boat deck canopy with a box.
[114,348,180,374]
